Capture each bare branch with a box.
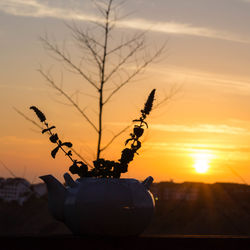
[153,84,181,110]
[80,35,102,71]
[67,24,103,73]
[14,107,92,167]
[93,2,106,17]
[38,68,98,133]
[66,22,105,49]
[107,31,146,56]
[40,36,99,90]
[13,107,43,130]
[0,159,16,178]
[70,148,93,168]
[100,123,131,152]
[104,44,165,105]
[104,40,144,84]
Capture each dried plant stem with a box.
[100,124,131,152]
[39,0,167,162]
[43,122,75,163]
[14,107,90,167]
[38,69,98,133]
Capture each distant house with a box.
[150,182,200,201]
[162,185,199,201]
[214,182,250,193]
[31,183,47,197]
[0,178,32,205]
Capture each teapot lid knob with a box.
[142,176,154,189]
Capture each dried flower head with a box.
[142,89,156,115]
[30,106,46,122]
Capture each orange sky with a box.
[1,0,250,184]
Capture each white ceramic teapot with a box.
[40,173,154,236]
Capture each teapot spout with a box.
[40,175,66,222]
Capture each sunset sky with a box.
[1,0,250,184]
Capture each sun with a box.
[194,158,210,173]
[192,152,211,174]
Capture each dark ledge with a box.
[1,235,250,250]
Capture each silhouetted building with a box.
[0,177,32,205]
[150,182,201,201]
[31,183,47,197]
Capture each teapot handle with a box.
[64,173,77,188]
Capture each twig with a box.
[101,124,131,152]
[14,106,90,167]
[38,69,98,133]
[0,159,16,178]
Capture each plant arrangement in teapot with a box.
[30,89,156,179]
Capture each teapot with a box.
[40,173,155,236]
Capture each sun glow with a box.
[191,152,213,174]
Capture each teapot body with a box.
[63,177,154,236]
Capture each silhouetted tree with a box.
[38,0,169,163]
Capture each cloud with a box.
[0,0,96,21]
[0,0,249,44]
[147,65,250,96]
[151,124,248,135]
[0,84,46,91]
[108,122,248,135]
[0,136,43,145]
[118,19,250,44]
[145,142,250,154]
